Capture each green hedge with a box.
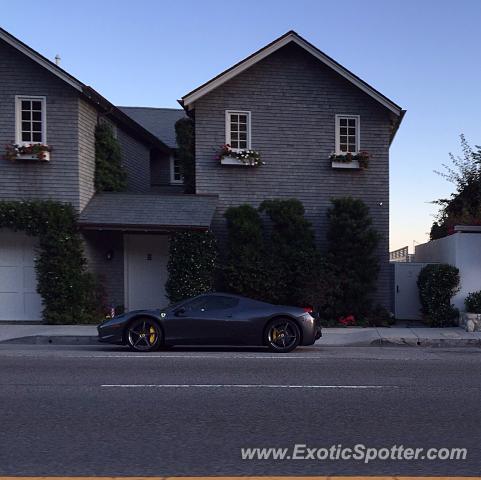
[165,231,217,303]
[94,122,127,192]
[417,264,460,326]
[324,197,381,320]
[0,200,103,324]
[259,199,323,306]
[465,290,481,313]
[175,117,195,194]
[222,200,323,307]
[223,205,267,300]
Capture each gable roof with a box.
[180,30,403,116]
[118,107,186,149]
[0,27,169,152]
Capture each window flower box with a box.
[331,159,360,169]
[330,151,370,170]
[216,144,263,167]
[4,143,52,162]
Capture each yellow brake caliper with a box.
[272,327,279,342]
[149,326,156,345]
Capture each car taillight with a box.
[303,307,313,313]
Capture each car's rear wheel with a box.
[126,317,162,352]
[265,318,300,353]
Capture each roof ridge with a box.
[180,30,403,116]
[119,106,184,111]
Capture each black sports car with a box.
[98,292,321,353]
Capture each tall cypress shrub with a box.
[259,199,322,306]
[325,197,381,319]
[175,117,195,194]
[165,231,217,303]
[223,205,267,299]
[94,122,126,192]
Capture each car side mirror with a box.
[174,307,186,317]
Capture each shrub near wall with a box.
[0,200,102,324]
[417,264,460,327]
[165,231,217,303]
[175,117,195,194]
[223,205,268,300]
[465,291,481,313]
[324,197,381,321]
[94,122,127,192]
[259,199,323,307]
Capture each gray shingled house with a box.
[0,28,403,321]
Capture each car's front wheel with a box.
[265,318,300,353]
[126,317,162,352]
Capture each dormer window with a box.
[225,110,251,150]
[15,96,46,145]
[335,115,359,154]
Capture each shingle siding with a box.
[150,151,172,186]
[0,39,81,208]
[78,99,97,210]
[117,128,151,192]
[195,43,393,307]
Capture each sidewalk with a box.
[0,324,98,345]
[0,323,480,347]
[316,326,481,347]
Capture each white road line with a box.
[101,384,395,389]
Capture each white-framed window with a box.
[335,114,360,154]
[170,154,183,184]
[225,110,251,150]
[15,96,47,145]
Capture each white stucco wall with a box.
[415,232,481,311]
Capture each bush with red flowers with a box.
[338,314,356,326]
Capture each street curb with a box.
[377,337,481,347]
[1,335,98,345]
[1,335,480,348]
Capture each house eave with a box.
[78,222,210,232]
[0,27,83,91]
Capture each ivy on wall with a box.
[175,117,195,194]
[94,122,127,192]
[0,200,103,324]
[165,231,217,303]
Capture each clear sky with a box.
[2,0,481,250]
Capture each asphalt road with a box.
[0,343,480,476]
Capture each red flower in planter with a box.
[339,314,356,326]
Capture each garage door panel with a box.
[0,266,20,291]
[0,293,20,319]
[0,235,22,264]
[23,266,37,292]
[22,237,38,265]
[0,232,42,321]
[25,293,42,320]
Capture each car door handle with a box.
[396,285,399,293]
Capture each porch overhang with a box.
[78,193,218,232]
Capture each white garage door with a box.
[124,234,169,311]
[0,231,42,321]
